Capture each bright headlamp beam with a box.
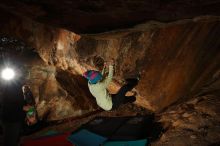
[1,68,15,80]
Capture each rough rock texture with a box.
[0,8,219,112]
[152,71,220,146]
[0,1,220,118]
[1,0,220,33]
[0,0,219,145]
[0,37,97,120]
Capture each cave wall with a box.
[0,9,219,112]
[0,38,90,120]
[75,18,220,111]
[24,60,95,120]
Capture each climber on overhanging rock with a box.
[83,58,140,111]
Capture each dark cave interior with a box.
[0,0,220,146]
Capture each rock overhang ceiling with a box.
[0,0,220,33]
[0,1,220,145]
[0,0,220,116]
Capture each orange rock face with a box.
[0,7,220,113]
[72,18,220,111]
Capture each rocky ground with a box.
[152,72,220,146]
[152,93,220,146]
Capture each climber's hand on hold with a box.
[104,62,107,68]
[108,58,115,66]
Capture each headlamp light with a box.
[1,67,15,81]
